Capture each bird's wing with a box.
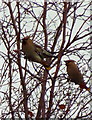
[35,44,57,58]
[34,44,44,59]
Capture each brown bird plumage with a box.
[65,60,90,91]
[22,36,56,69]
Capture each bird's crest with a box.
[22,36,30,41]
[65,60,75,63]
[65,60,76,63]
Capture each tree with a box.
[0,1,92,119]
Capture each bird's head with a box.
[65,60,76,66]
[22,36,30,44]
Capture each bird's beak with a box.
[13,49,20,54]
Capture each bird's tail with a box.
[41,61,51,70]
[85,86,90,91]
[80,83,90,91]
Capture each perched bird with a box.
[22,36,57,69]
[65,60,90,91]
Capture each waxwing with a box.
[22,36,57,69]
[65,60,90,91]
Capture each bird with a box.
[65,60,90,91]
[21,36,57,70]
